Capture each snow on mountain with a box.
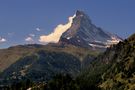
[59,10,122,49]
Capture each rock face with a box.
[59,10,122,49]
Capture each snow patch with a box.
[106,36,122,47]
[67,37,71,40]
[89,43,106,48]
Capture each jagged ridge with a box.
[59,10,122,49]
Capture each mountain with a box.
[59,10,122,49]
[0,44,100,86]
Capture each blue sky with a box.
[0,0,135,48]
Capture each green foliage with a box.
[0,51,81,83]
[48,74,80,90]
[1,79,33,90]
[99,34,135,90]
[47,73,102,90]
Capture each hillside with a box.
[99,33,135,90]
[0,44,100,72]
[0,44,101,87]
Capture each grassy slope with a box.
[0,44,100,72]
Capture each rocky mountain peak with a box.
[73,10,92,26]
[59,10,122,49]
[76,10,84,16]
[75,10,89,18]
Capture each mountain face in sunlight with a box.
[39,15,76,43]
[59,10,122,49]
[39,10,122,49]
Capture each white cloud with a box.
[25,37,33,42]
[0,37,6,43]
[36,28,41,31]
[39,14,76,43]
[29,34,35,37]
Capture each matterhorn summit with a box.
[59,10,122,49]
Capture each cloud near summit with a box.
[39,14,76,43]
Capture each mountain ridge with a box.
[59,10,122,49]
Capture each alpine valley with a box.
[0,11,135,90]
